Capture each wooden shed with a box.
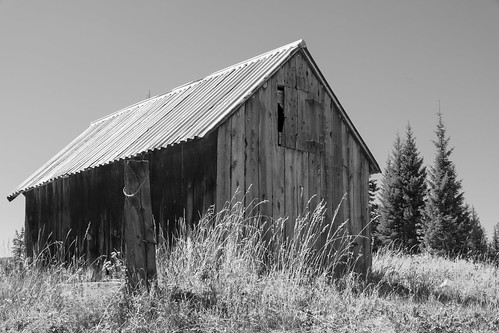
[8,40,380,274]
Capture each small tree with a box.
[369,178,381,252]
[491,222,499,261]
[12,227,26,264]
[466,206,488,259]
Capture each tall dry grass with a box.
[372,247,499,307]
[1,198,498,332]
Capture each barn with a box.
[8,40,380,274]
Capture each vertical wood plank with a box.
[319,152,326,202]
[284,149,296,240]
[115,161,125,255]
[24,192,34,258]
[245,94,260,208]
[52,181,61,245]
[295,150,303,217]
[186,180,193,229]
[296,51,306,91]
[48,182,55,250]
[308,65,322,102]
[308,100,319,147]
[148,149,162,242]
[351,141,364,274]
[296,90,309,151]
[342,123,351,234]
[361,157,372,275]
[317,88,326,203]
[349,137,359,250]
[272,79,286,222]
[293,150,301,238]
[283,54,297,88]
[298,151,309,217]
[203,133,218,214]
[323,93,334,224]
[216,120,231,211]
[69,174,79,257]
[332,105,344,230]
[37,187,44,255]
[124,160,156,291]
[259,79,274,221]
[273,145,285,219]
[167,146,181,237]
[230,105,246,203]
[275,62,285,87]
[190,140,203,225]
[284,86,297,150]
[308,148,318,212]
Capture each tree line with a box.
[370,112,499,261]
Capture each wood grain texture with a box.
[245,94,260,208]
[230,105,246,203]
[124,160,156,290]
[259,79,274,220]
[284,86,298,150]
[284,148,296,240]
[216,119,231,212]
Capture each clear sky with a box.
[1,1,498,256]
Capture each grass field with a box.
[1,202,498,332]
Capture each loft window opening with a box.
[277,86,284,146]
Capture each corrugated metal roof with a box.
[8,39,379,201]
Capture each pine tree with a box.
[491,222,499,260]
[369,178,381,252]
[12,227,25,262]
[421,113,468,256]
[466,206,487,258]
[377,134,405,248]
[377,125,426,252]
[399,124,427,252]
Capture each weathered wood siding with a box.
[149,133,217,243]
[24,162,125,264]
[215,50,373,274]
[23,51,374,274]
[24,133,218,264]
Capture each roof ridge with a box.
[208,39,305,77]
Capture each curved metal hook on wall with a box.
[122,178,147,197]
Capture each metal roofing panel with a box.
[8,40,304,200]
[8,39,379,201]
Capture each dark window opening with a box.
[277,86,284,146]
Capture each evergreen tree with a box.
[421,113,468,256]
[466,206,488,258]
[491,222,499,260]
[12,227,25,262]
[369,178,381,252]
[377,125,426,252]
[377,134,404,248]
[399,124,427,252]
